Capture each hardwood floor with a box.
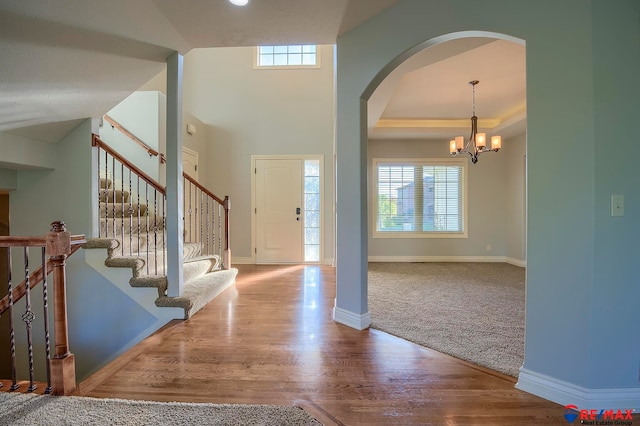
[78,264,571,425]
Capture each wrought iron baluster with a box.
[162,194,166,274]
[153,190,158,275]
[137,177,141,255]
[7,248,18,390]
[97,146,102,238]
[218,203,222,260]
[121,162,125,256]
[103,149,109,238]
[145,182,150,276]
[128,168,133,256]
[111,157,116,240]
[22,247,37,392]
[41,247,52,394]
[206,197,210,256]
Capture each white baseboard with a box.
[368,255,509,263]
[332,305,371,330]
[231,257,335,266]
[231,257,255,265]
[505,257,527,267]
[517,368,640,410]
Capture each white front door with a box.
[255,159,303,263]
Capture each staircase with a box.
[84,172,237,320]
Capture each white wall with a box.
[367,138,510,261]
[183,45,336,263]
[99,91,164,182]
[335,0,640,408]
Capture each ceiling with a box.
[0,0,526,146]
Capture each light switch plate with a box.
[611,194,624,217]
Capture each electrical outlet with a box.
[486,244,492,252]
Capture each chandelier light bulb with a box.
[229,0,249,6]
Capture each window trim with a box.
[372,157,468,239]
[253,45,321,70]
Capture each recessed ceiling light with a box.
[229,0,249,5]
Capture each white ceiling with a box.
[0,0,526,147]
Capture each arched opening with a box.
[362,32,527,377]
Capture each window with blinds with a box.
[373,158,467,238]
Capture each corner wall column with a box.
[166,52,184,297]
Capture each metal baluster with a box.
[7,248,18,390]
[199,189,203,247]
[206,196,210,256]
[111,157,116,241]
[137,177,141,256]
[153,190,158,275]
[145,182,150,275]
[121,162,125,256]
[41,247,52,394]
[22,247,37,392]
[218,203,222,261]
[104,149,109,238]
[182,176,186,243]
[188,180,193,243]
[162,195,166,275]
[128,168,133,256]
[98,146,102,238]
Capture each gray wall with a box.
[505,133,526,262]
[9,120,163,381]
[367,138,516,261]
[183,45,336,264]
[334,0,640,406]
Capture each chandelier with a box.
[449,80,501,164]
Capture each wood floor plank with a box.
[80,264,580,425]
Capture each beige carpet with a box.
[368,262,525,377]
[0,392,321,426]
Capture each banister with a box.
[0,236,85,316]
[103,114,160,158]
[183,172,226,206]
[0,221,81,395]
[92,134,165,195]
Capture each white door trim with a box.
[251,154,324,264]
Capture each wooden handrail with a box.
[0,221,80,394]
[92,134,165,195]
[183,172,226,206]
[103,114,160,158]
[0,235,85,316]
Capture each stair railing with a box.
[0,221,85,395]
[92,134,166,275]
[183,173,231,269]
[92,134,231,274]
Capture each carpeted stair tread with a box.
[183,256,220,283]
[183,242,203,261]
[155,268,238,319]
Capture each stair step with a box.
[183,255,221,283]
[99,189,130,203]
[155,268,238,319]
[100,202,147,218]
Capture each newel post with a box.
[46,221,76,395]
[223,196,231,270]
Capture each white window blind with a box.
[374,159,467,238]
